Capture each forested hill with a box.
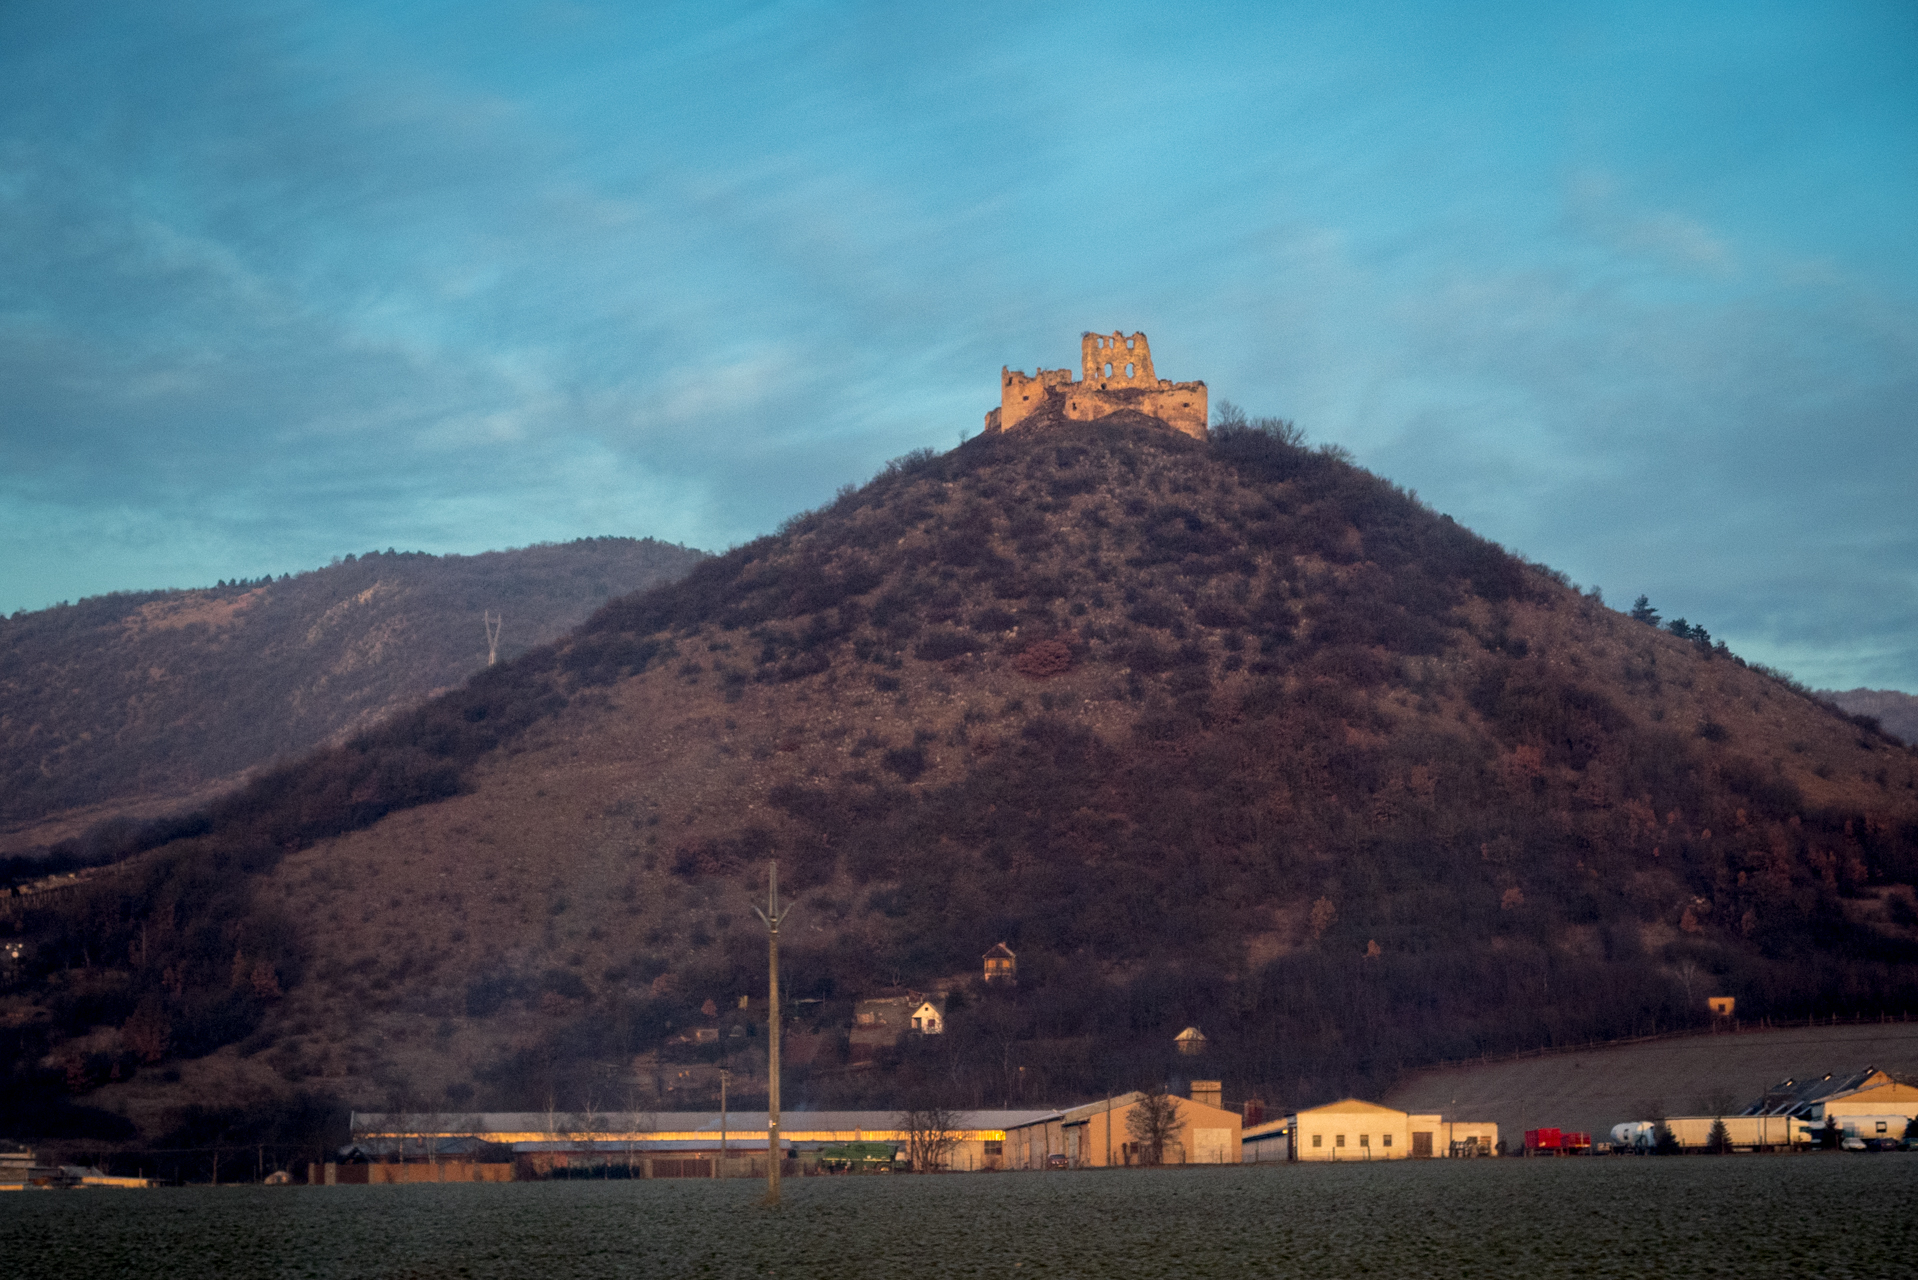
[0,537,704,851]
[7,419,1915,1147]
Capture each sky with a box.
[3,1,1914,692]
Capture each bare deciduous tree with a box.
[1675,959,1701,1008]
[895,1101,963,1173]
[1125,1083,1186,1166]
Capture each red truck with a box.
[1523,1128,1593,1155]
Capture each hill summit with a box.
[6,414,1915,1145]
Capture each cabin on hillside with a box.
[849,991,946,1059]
[909,999,945,1035]
[983,942,1017,985]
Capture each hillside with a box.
[5,419,1916,1150]
[1822,689,1918,748]
[1383,1020,1918,1142]
[0,538,705,857]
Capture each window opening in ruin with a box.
[1104,363,1113,377]
[1125,363,1134,377]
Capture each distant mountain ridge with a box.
[1822,688,1918,748]
[0,537,705,853]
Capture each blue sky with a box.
[3,1,1914,690]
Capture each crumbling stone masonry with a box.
[983,331,1208,439]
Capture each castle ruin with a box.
[983,331,1207,439]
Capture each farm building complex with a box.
[1617,1065,1918,1152]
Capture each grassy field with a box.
[1384,1020,1918,1140]
[3,1159,1913,1279]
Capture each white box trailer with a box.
[1615,1116,1812,1150]
[1834,1115,1912,1144]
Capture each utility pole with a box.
[752,860,792,1205]
[718,1068,730,1179]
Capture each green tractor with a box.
[815,1142,900,1174]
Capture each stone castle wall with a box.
[1082,331,1157,387]
[984,331,1206,439]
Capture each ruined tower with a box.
[983,331,1207,439]
[1081,331,1156,388]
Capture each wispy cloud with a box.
[2,1,1913,689]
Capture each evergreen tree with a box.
[1707,1117,1730,1153]
[1630,595,1661,626]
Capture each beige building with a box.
[1290,1098,1498,1160]
[1803,1070,1918,1138]
[1003,1082,1243,1168]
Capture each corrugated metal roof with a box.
[352,1109,1055,1136]
[1742,1067,1894,1117]
[1056,1093,1143,1125]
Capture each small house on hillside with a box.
[850,992,946,1058]
[1173,1026,1207,1056]
[983,943,1017,985]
